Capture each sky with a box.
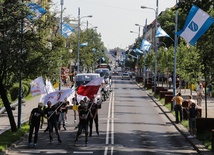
[52,0,176,50]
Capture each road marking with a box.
[73,151,93,154]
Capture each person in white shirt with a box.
[196,83,204,106]
[168,77,172,89]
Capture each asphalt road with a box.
[6,76,199,155]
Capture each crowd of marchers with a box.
[28,94,100,147]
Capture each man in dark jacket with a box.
[28,102,44,146]
[74,102,92,145]
[44,101,62,144]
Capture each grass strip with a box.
[0,123,29,152]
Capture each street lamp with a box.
[130,30,139,76]
[135,23,144,38]
[92,26,98,72]
[59,0,63,90]
[77,7,92,73]
[130,30,138,34]
[141,0,158,94]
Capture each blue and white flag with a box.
[155,27,170,38]
[80,42,88,47]
[61,23,75,38]
[27,3,46,20]
[140,39,151,52]
[101,57,105,61]
[177,5,214,46]
[134,48,144,54]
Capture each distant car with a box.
[122,73,130,80]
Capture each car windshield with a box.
[76,75,98,81]
[123,73,128,76]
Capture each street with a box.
[6,76,199,155]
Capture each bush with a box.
[9,79,31,101]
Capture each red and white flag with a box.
[30,76,46,96]
[43,88,75,106]
[77,77,104,101]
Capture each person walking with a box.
[186,95,196,109]
[196,83,204,106]
[88,97,99,137]
[72,94,79,124]
[208,83,212,98]
[187,103,199,138]
[28,102,44,146]
[44,101,62,144]
[172,93,183,124]
[74,102,92,145]
[58,100,69,131]
[168,76,172,89]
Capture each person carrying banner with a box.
[88,97,99,137]
[28,102,44,146]
[74,102,92,145]
[44,101,62,144]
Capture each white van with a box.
[75,73,102,108]
[75,73,100,88]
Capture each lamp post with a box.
[92,26,98,72]
[135,23,144,38]
[59,0,63,90]
[141,0,158,94]
[130,30,139,76]
[18,0,24,129]
[130,30,138,35]
[173,0,179,108]
[77,7,92,73]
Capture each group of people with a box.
[28,95,100,147]
[172,93,200,139]
[28,99,69,146]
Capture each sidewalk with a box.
[168,87,214,118]
[0,96,40,134]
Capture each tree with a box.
[0,1,66,131]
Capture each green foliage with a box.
[8,79,31,101]
[0,123,29,152]
[9,83,19,101]
[197,131,212,150]
[178,0,214,14]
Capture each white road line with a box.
[111,92,114,145]
[73,151,93,154]
[104,82,115,155]
[111,146,114,155]
[104,147,108,155]
[105,91,111,145]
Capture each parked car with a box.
[122,73,130,80]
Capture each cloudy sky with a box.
[52,0,176,50]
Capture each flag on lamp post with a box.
[27,3,47,20]
[155,27,170,38]
[140,39,151,52]
[80,42,88,47]
[177,5,214,46]
[134,48,144,54]
[61,23,75,38]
